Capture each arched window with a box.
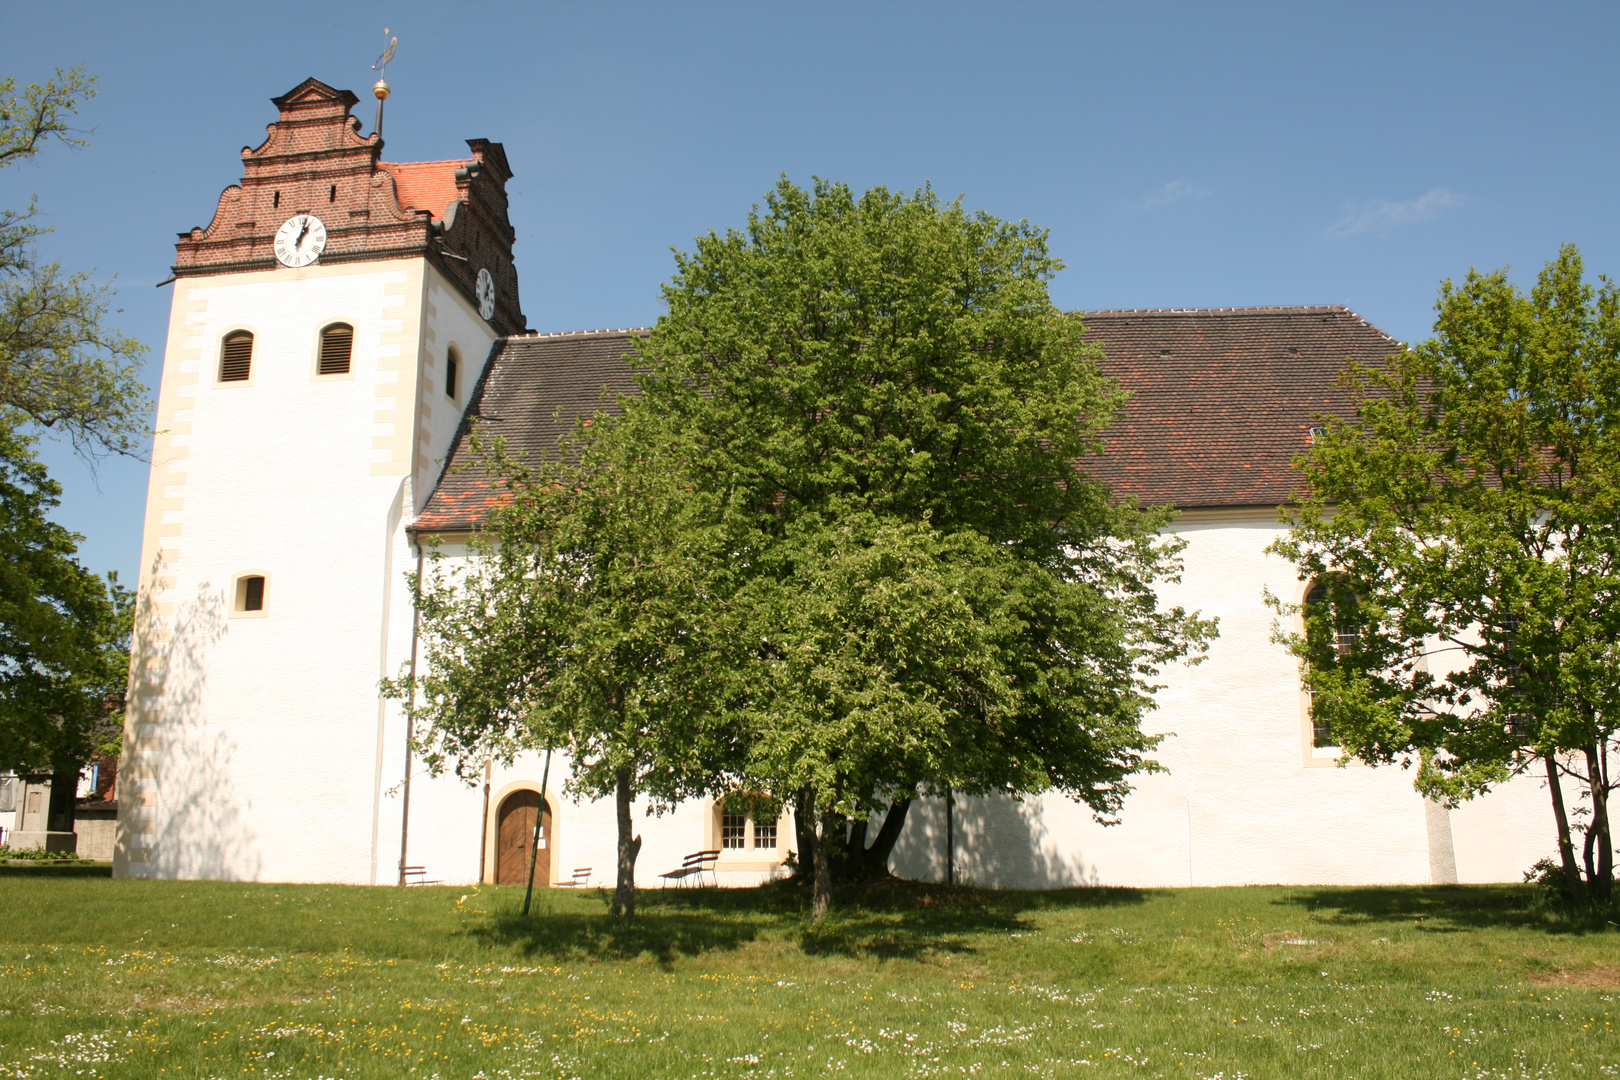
[445,347,460,400]
[219,331,254,382]
[1304,578,1360,658]
[318,323,353,375]
[1302,576,1360,747]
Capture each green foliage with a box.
[403,177,1212,918]
[402,421,740,797]
[0,844,80,862]
[1270,243,1619,901]
[737,511,1174,819]
[391,417,745,914]
[0,424,130,774]
[631,178,1214,896]
[0,67,148,459]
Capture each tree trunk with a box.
[811,796,831,924]
[1584,744,1613,904]
[847,815,869,868]
[793,785,816,881]
[611,766,642,919]
[847,795,911,879]
[1545,752,1587,903]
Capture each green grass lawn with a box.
[0,866,1614,1079]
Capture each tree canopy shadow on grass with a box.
[799,880,1149,960]
[1274,884,1618,937]
[469,879,1150,966]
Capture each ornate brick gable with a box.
[172,77,525,335]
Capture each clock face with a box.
[476,267,496,321]
[274,214,327,268]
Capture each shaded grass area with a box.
[0,868,1614,1079]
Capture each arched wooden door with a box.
[495,790,552,886]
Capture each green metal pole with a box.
[521,747,553,917]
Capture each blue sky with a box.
[3,1,1617,583]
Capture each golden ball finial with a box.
[373,79,390,101]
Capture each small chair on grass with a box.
[556,866,592,888]
[658,850,719,888]
[401,865,442,886]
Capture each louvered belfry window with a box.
[319,323,353,375]
[219,331,254,382]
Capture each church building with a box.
[115,79,1550,889]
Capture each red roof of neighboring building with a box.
[410,306,1403,533]
[379,159,469,222]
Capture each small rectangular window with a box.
[446,351,459,399]
[220,332,254,382]
[721,812,747,849]
[235,575,266,613]
[319,324,353,375]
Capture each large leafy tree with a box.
[1,67,148,459]
[631,178,1213,917]
[0,68,145,802]
[0,424,131,777]
[1272,244,1619,904]
[395,422,744,916]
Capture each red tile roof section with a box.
[378,159,469,222]
[410,306,1403,533]
[1080,306,1401,507]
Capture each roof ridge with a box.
[379,158,472,168]
[1080,305,1348,316]
[513,327,650,339]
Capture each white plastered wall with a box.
[884,509,1554,888]
[402,510,1554,892]
[117,258,497,883]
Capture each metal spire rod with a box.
[371,28,398,139]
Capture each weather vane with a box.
[371,28,398,140]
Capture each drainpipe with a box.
[945,787,955,886]
[478,758,492,884]
[397,541,424,886]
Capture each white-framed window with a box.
[716,797,781,857]
[721,810,747,849]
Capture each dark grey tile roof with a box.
[412,330,644,532]
[411,306,1402,532]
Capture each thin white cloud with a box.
[1137,179,1210,210]
[1328,187,1463,238]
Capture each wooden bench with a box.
[658,850,719,888]
[556,866,592,888]
[401,865,442,886]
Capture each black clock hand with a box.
[295,220,311,248]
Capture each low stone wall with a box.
[73,804,117,862]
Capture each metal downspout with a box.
[397,541,424,885]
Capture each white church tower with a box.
[116,78,525,882]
